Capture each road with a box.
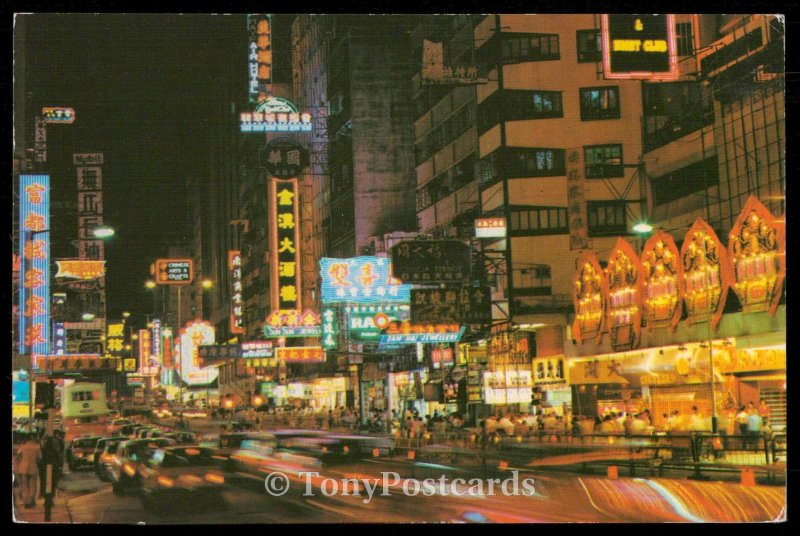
[54,458,785,523]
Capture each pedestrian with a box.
[39,434,64,499]
[758,399,771,420]
[16,435,41,508]
[735,406,749,435]
[746,410,763,449]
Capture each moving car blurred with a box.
[67,436,102,471]
[92,436,126,479]
[162,431,196,444]
[108,437,176,495]
[138,447,227,511]
[107,418,133,435]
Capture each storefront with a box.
[533,356,570,415]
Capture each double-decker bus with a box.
[60,382,109,441]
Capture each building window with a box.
[587,201,627,236]
[584,144,624,179]
[580,86,620,121]
[477,90,562,134]
[517,149,565,177]
[510,207,568,235]
[531,91,563,115]
[675,22,694,56]
[501,33,560,63]
[576,30,602,62]
[651,156,719,206]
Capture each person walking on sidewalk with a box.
[39,434,64,499]
[16,435,41,508]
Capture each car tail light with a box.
[205,472,225,484]
[123,463,136,477]
[157,475,174,488]
[179,474,203,485]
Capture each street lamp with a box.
[145,280,157,289]
[201,279,213,290]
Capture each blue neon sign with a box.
[320,256,411,304]
[19,174,50,363]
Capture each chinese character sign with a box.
[106,321,126,358]
[260,137,310,179]
[229,251,244,333]
[275,346,325,364]
[247,14,272,104]
[604,238,642,351]
[151,319,162,362]
[241,96,313,133]
[390,240,471,284]
[19,174,50,362]
[179,321,218,386]
[53,322,66,356]
[320,256,411,304]
[270,178,302,313]
[566,147,589,251]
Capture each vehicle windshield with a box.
[74,438,100,448]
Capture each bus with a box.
[61,382,110,441]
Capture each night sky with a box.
[16,13,293,322]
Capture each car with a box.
[162,431,196,444]
[108,437,176,495]
[138,446,228,511]
[107,418,133,435]
[154,407,173,419]
[67,436,102,471]
[135,427,164,439]
[93,437,127,480]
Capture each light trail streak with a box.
[640,479,707,522]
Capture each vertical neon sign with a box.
[269,178,302,315]
[19,174,50,364]
[229,251,244,333]
[248,14,272,104]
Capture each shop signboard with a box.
[390,240,471,284]
[567,357,630,385]
[55,260,106,280]
[42,106,76,124]
[269,177,302,318]
[276,346,326,364]
[488,330,532,366]
[728,196,785,316]
[681,218,731,331]
[533,356,566,385]
[154,259,193,285]
[241,96,312,132]
[474,217,506,238]
[572,251,606,344]
[320,256,410,304]
[321,308,339,349]
[247,14,272,103]
[641,231,683,330]
[264,309,321,338]
[260,137,310,179]
[566,147,589,250]
[241,340,274,358]
[105,321,126,358]
[345,304,409,342]
[411,286,491,324]
[604,238,642,351]
[229,251,244,334]
[197,343,240,366]
[379,322,465,345]
[41,355,118,373]
[714,346,785,375]
[601,14,678,80]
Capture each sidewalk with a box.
[12,494,71,524]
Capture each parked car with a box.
[107,418,133,436]
[67,436,102,471]
[138,446,227,511]
[108,437,176,495]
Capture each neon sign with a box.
[320,256,411,304]
[641,231,683,330]
[154,258,193,285]
[604,238,642,351]
[264,309,321,338]
[229,251,244,333]
[240,97,313,132]
[572,251,605,345]
[55,260,106,280]
[681,218,731,331]
[247,14,272,103]
[379,322,465,345]
[276,346,326,364]
[106,321,126,358]
[42,107,76,124]
[269,177,302,323]
[19,174,50,364]
[475,217,507,238]
[601,14,678,80]
[729,196,785,315]
[53,323,66,356]
[179,321,218,386]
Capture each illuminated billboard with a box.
[240,97,312,133]
[179,321,218,386]
[379,322,465,345]
[154,258,194,285]
[19,174,50,363]
[247,14,272,103]
[264,309,321,338]
[55,260,106,279]
[320,256,411,304]
[475,217,507,238]
[229,251,244,333]
[269,178,302,314]
[344,304,410,342]
[601,14,678,80]
[42,106,76,124]
[276,346,325,364]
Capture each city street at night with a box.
[11,11,787,525]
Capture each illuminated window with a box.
[584,144,624,178]
[579,86,620,121]
[576,30,602,62]
[501,34,560,63]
